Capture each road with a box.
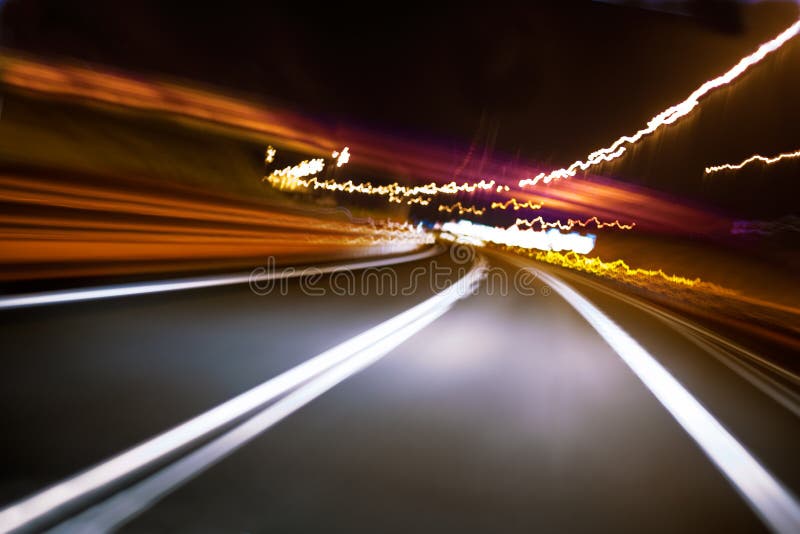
[0,248,798,533]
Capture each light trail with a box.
[490,199,544,211]
[523,248,736,295]
[520,18,800,186]
[9,50,698,232]
[266,169,497,205]
[0,173,436,281]
[514,216,635,231]
[263,148,550,214]
[437,202,487,216]
[522,264,800,534]
[437,198,545,217]
[263,148,500,207]
[0,261,486,534]
[442,220,596,254]
[705,148,800,174]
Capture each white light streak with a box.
[521,19,800,186]
[441,220,596,254]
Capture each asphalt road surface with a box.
[1,248,798,533]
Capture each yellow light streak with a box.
[437,197,545,216]
[520,18,800,186]
[705,148,800,174]
[438,202,487,216]
[401,196,432,206]
[490,199,544,211]
[515,216,635,231]
[520,248,736,295]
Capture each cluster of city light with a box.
[264,146,276,164]
[264,149,645,238]
[260,132,647,269]
[705,148,800,175]
[520,18,800,186]
[331,146,351,167]
[521,248,736,295]
[515,216,635,231]
[264,158,326,190]
[441,220,596,254]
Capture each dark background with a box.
[1,1,798,217]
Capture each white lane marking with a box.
[0,258,485,534]
[547,267,800,417]
[0,245,442,310]
[547,264,800,386]
[527,266,800,534]
[51,307,454,533]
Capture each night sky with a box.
[1,1,798,217]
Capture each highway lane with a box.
[1,251,799,532]
[0,250,464,513]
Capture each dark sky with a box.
[1,1,798,217]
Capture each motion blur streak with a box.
[0,246,441,310]
[0,53,736,236]
[705,148,800,174]
[529,266,800,534]
[520,18,800,186]
[0,262,486,534]
[514,216,635,231]
[0,173,432,280]
[523,249,733,293]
